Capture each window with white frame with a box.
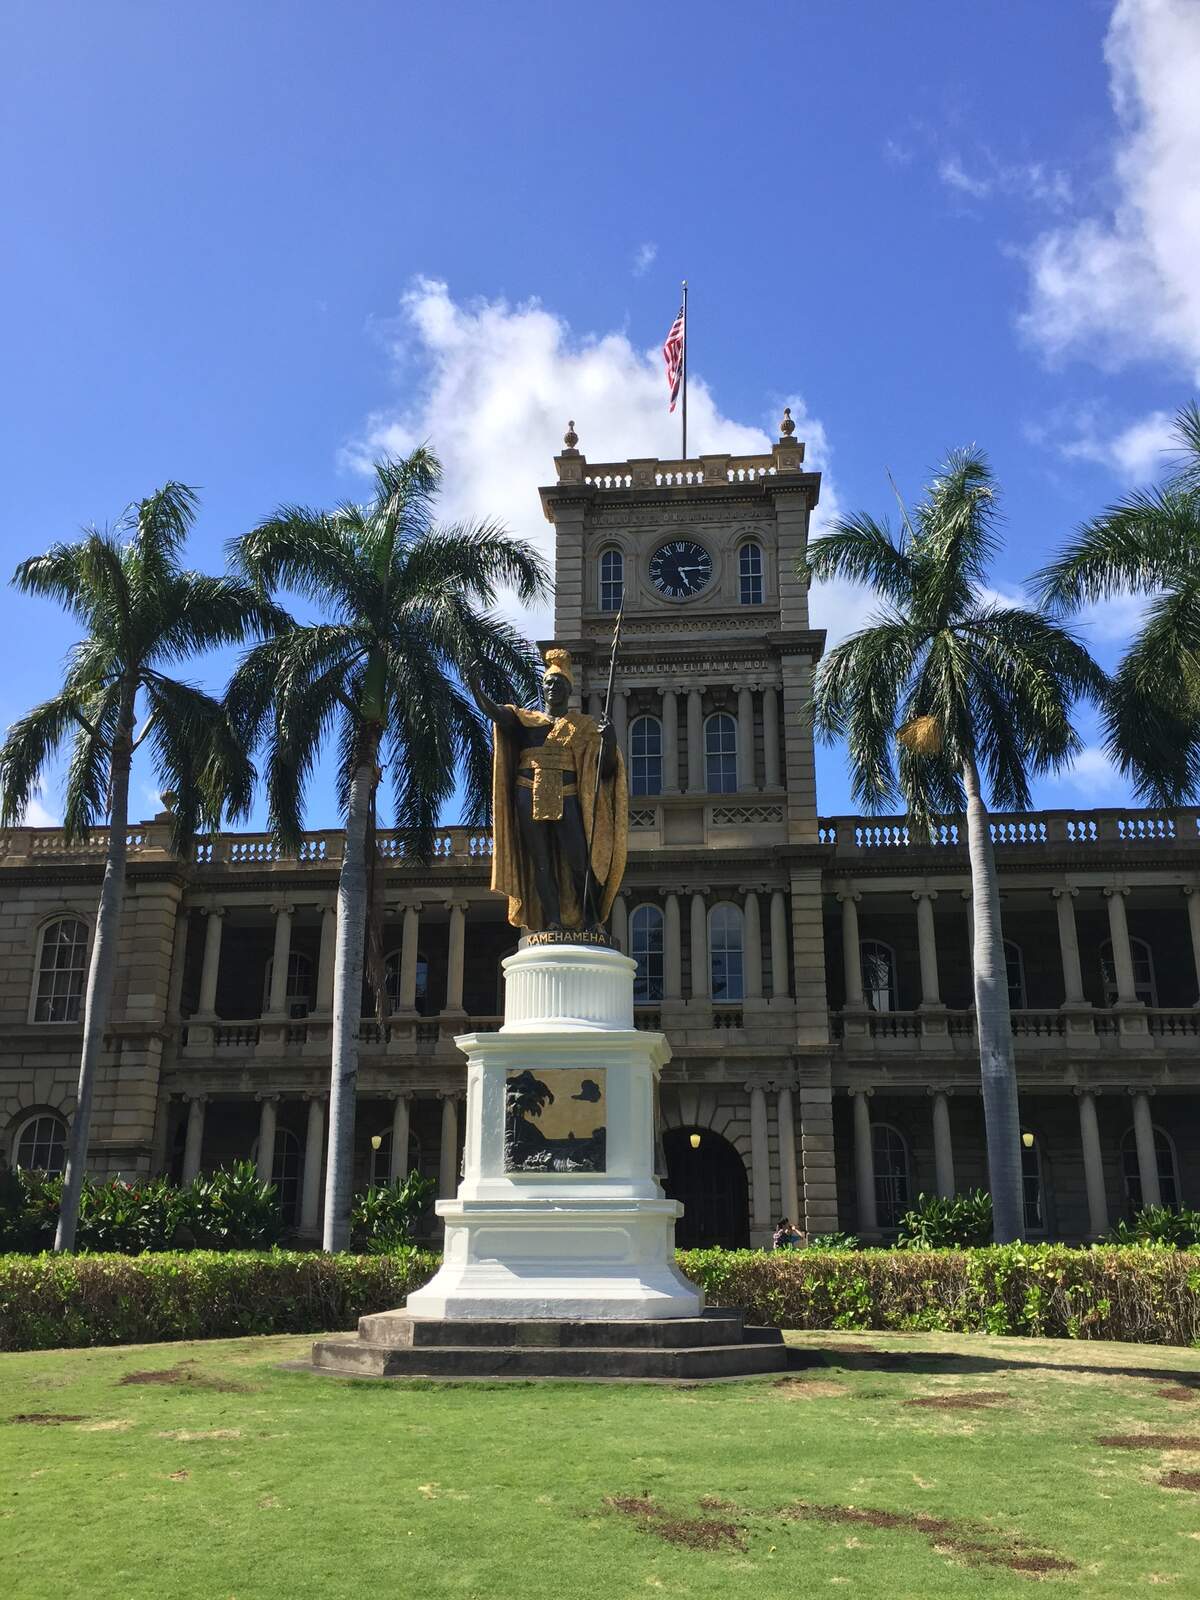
[272,1127,302,1223]
[370,1127,423,1188]
[860,940,897,1012]
[12,1112,68,1174]
[630,904,664,1002]
[599,548,624,612]
[1121,1125,1179,1212]
[872,1123,910,1229]
[1021,1131,1045,1233]
[1005,940,1027,1010]
[704,712,737,793]
[261,950,314,1016]
[1100,937,1157,1006]
[32,917,88,1023]
[709,902,744,1001]
[383,949,429,1014]
[738,541,764,605]
[629,715,663,796]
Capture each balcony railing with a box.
[817,808,1200,856]
[833,1006,1200,1047]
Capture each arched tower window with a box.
[629,715,663,796]
[738,541,764,605]
[1100,937,1157,1006]
[860,940,896,1013]
[1121,1125,1179,1212]
[872,1123,910,1229]
[704,712,738,793]
[709,902,744,1001]
[12,1112,68,1174]
[32,917,89,1023]
[599,548,624,612]
[630,904,664,1002]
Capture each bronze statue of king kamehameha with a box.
[468,647,627,935]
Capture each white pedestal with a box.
[406,943,703,1321]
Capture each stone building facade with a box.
[3,424,1198,1245]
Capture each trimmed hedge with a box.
[2,1245,1199,1353]
[679,1245,1200,1347]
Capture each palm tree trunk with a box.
[961,753,1025,1244]
[54,728,133,1252]
[323,751,376,1252]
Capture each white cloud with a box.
[1020,0,1200,378]
[345,278,863,642]
[939,156,991,200]
[20,784,57,827]
[938,153,1072,210]
[1046,743,1127,798]
[632,242,657,277]
[1060,408,1178,482]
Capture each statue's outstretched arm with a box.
[467,672,519,735]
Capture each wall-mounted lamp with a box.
[370,1135,383,1152]
[689,1133,702,1150]
[1021,1131,1035,1150]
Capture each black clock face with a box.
[649,539,713,599]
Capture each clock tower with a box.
[537,415,838,1244]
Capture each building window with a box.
[1005,941,1027,1010]
[12,1112,68,1174]
[872,1123,910,1229]
[32,917,88,1023]
[370,1127,423,1188]
[383,950,429,1014]
[599,548,624,612]
[709,902,744,1001]
[630,904,664,1002]
[1021,1131,1045,1233]
[738,541,764,605]
[704,712,738,793]
[261,951,314,1016]
[272,1128,302,1224]
[1100,937,1157,1006]
[860,940,896,1012]
[629,715,663,796]
[1121,1125,1179,1212]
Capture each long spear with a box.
[581,607,623,928]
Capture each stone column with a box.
[438,1094,460,1199]
[770,890,790,999]
[316,904,336,1012]
[256,1094,278,1184]
[399,901,421,1011]
[748,1084,771,1234]
[838,890,864,1007]
[612,688,629,764]
[1131,1090,1162,1208]
[389,1094,411,1183]
[587,691,603,720]
[852,1089,877,1234]
[762,685,780,789]
[661,689,679,793]
[1076,1090,1109,1237]
[913,891,941,1005]
[689,891,708,999]
[444,900,467,1013]
[931,1090,955,1198]
[686,688,704,792]
[1052,888,1085,1005]
[777,1084,800,1225]
[664,893,682,1000]
[742,889,763,999]
[181,1094,206,1184]
[197,908,225,1016]
[736,686,755,791]
[1184,887,1200,1004]
[1104,888,1137,1003]
[611,893,628,955]
[300,1095,325,1234]
[266,903,293,1015]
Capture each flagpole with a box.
[680,279,688,460]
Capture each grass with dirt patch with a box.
[2,1329,1200,1597]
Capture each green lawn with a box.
[2,1330,1200,1598]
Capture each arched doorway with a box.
[662,1127,750,1248]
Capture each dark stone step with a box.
[355,1307,757,1350]
[311,1335,788,1381]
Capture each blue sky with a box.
[2,0,1198,828]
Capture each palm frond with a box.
[802,514,912,604]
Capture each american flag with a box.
[662,303,685,413]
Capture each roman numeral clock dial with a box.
[649,539,713,599]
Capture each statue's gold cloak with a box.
[491,706,628,931]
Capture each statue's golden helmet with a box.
[542,647,574,687]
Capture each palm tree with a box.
[0,484,284,1250]
[1036,401,1200,805]
[803,449,1106,1243]
[227,447,548,1251]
